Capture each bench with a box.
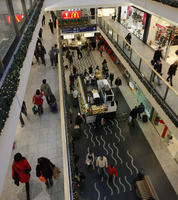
[136,176,159,200]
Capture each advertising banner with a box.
[62,26,97,34]
[62,11,81,19]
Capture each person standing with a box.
[19,101,28,128]
[36,42,46,65]
[96,155,108,177]
[125,33,132,49]
[32,89,44,116]
[12,153,31,200]
[108,163,118,182]
[89,65,93,75]
[166,62,178,86]
[48,20,54,34]
[152,60,162,86]
[39,28,43,39]
[42,15,45,26]
[36,157,55,189]
[109,73,114,86]
[53,44,59,66]
[138,103,145,119]
[153,47,163,65]
[99,45,104,57]
[40,79,52,104]
[129,106,138,126]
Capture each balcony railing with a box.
[97,17,178,128]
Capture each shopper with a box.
[36,157,55,189]
[39,28,43,39]
[108,163,118,182]
[34,46,39,64]
[32,89,44,116]
[40,79,52,104]
[109,72,114,86]
[48,47,55,66]
[89,65,93,75]
[73,88,78,107]
[12,153,31,200]
[115,77,122,87]
[85,150,94,168]
[152,47,163,65]
[19,101,28,128]
[152,60,162,86]
[48,19,54,34]
[36,42,46,65]
[96,155,108,177]
[42,15,45,26]
[138,103,145,119]
[73,66,77,77]
[129,106,138,126]
[75,113,84,127]
[99,45,104,57]
[125,33,132,49]
[77,48,82,59]
[53,44,59,66]
[75,168,86,188]
[166,61,178,86]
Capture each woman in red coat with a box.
[32,89,44,116]
[12,153,31,200]
[108,163,118,182]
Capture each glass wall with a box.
[12,0,25,28]
[0,0,16,58]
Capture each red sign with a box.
[62,11,80,19]
[6,14,24,23]
[156,23,166,30]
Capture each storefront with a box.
[120,6,147,40]
[97,8,116,17]
[146,15,178,64]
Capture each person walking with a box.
[53,44,59,66]
[40,79,52,104]
[36,157,55,189]
[89,65,93,75]
[48,47,55,66]
[99,45,104,57]
[39,28,43,39]
[166,61,178,86]
[152,60,162,86]
[152,47,163,65]
[42,15,45,26]
[73,66,77,77]
[108,163,118,182]
[129,106,138,126]
[109,73,114,86]
[85,150,94,169]
[138,103,145,119]
[96,155,108,177]
[75,113,84,127]
[12,153,31,200]
[19,101,27,128]
[36,42,46,65]
[48,19,54,34]
[32,89,44,116]
[77,48,82,59]
[125,33,132,49]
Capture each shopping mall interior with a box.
[0,0,178,200]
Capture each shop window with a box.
[0,0,16,58]
[12,0,25,28]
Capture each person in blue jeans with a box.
[19,101,27,128]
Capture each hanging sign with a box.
[6,14,24,23]
[61,26,97,34]
[62,11,81,19]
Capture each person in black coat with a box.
[129,106,138,126]
[109,73,114,86]
[138,103,145,119]
[125,33,132,48]
[36,42,46,65]
[153,47,163,64]
[48,20,54,34]
[152,60,162,86]
[166,62,178,86]
[89,65,93,75]
[42,15,45,26]
[36,157,55,188]
[39,28,43,39]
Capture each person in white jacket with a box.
[96,155,108,177]
[85,150,94,169]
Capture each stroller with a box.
[49,94,58,112]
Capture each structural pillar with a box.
[21,0,27,17]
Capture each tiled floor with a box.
[0,14,64,200]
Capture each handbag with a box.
[14,171,19,186]
[38,175,47,183]
[51,166,61,179]
[32,105,38,115]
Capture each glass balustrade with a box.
[97,17,178,124]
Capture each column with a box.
[21,0,27,17]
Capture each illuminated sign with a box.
[6,14,24,23]
[62,11,80,19]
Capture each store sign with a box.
[6,14,24,23]
[156,23,166,30]
[62,11,80,19]
[62,26,97,34]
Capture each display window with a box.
[147,15,178,64]
[120,6,146,40]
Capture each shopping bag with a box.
[32,105,38,115]
[52,166,61,179]
[38,175,47,183]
